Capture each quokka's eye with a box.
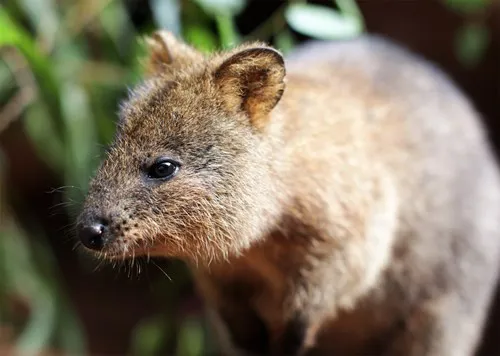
[147,158,180,180]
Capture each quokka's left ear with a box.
[214,46,286,130]
[143,30,204,77]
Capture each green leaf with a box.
[0,220,87,355]
[0,59,14,92]
[17,0,60,49]
[184,25,218,53]
[0,59,15,106]
[193,0,245,47]
[131,317,169,356]
[444,0,491,14]
[285,3,363,40]
[0,153,7,317]
[335,0,365,28]
[176,318,204,356]
[193,0,247,17]
[215,13,240,48]
[99,0,137,59]
[1,225,56,354]
[274,29,296,56]
[88,86,119,146]
[0,7,65,140]
[23,100,64,172]
[54,302,87,355]
[60,82,97,193]
[455,22,490,68]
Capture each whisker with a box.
[46,185,82,194]
[57,222,77,233]
[93,258,105,272]
[137,259,142,275]
[151,260,172,281]
[49,201,77,212]
[72,241,82,251]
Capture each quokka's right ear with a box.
[214,46,286,130]
[142,30,204,77]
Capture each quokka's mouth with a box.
[77,214,184,260]
[83,240,153,260]
[77,223,149,258]
[77,215,151,254]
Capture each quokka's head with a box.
[77,31,286,263]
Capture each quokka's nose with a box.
[79,221,107,250]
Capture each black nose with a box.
[79,222,107,250]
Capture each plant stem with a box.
[215,13,240,48]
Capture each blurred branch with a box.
[0,89,34,134]
[63,0,115,36]
[50,0,115,52]
[444,0,492,15]
[17,0,60,54]
[77,61,130,86]
[0,48,37,134]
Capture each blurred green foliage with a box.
[0,0,492,355]
[445,0,493,67]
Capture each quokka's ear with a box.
[143,30,204,76]
[214,47,286,129]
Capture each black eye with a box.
[147,159,180,180]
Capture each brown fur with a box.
[78,31,500,355]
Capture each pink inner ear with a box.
[149,34,173,66]
[215,47,285,83]
[242,69,269,98]
[214,47,286,125]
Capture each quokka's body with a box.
[78,32,500,355]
